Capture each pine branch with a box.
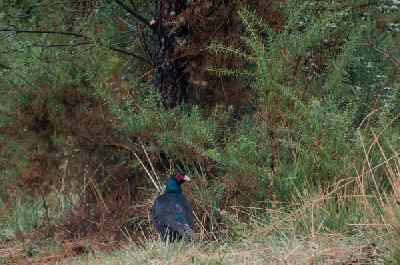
[364,43,399,68]
[114,0,154,28]
[33,42,92,48]
[0,28,87,38]
[206,0,240,45]
[1,27,148,61]
[108,45,149,62]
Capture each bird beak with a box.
[183,175,191,182]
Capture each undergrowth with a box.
[64,140,399,264]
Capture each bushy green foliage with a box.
[209,3,398,200]
[89,1,400,207]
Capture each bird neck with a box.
[165,179,183,194]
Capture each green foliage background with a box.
[0,0,399,260]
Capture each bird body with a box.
[152,172,199,243]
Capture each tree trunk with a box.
[154,0,188,109]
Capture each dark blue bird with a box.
[152,172,199,243]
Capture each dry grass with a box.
[60,232,380,264]
[2,175,398,264]
[63,129,399,265]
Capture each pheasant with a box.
[152,172,199,243]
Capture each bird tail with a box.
[182,224,200,244]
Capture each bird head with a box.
[165,172,190,193]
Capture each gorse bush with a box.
[92,1,400,205]
[224,5,398,200]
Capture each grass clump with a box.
[0,199,44,240]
